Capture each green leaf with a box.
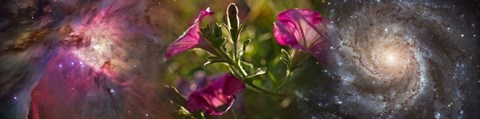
[204,60,226,66]
[163,85,187,107]
[246,67,267,79]
[267,72,278,83]
[281,49,291,59]
[214,23,223,37]
[240,60,254,71]
[221,23,230,34]
[280,57,290,69]
[211,37,226,49]
[237,39,251,59]
[201,23,226,49]
[204,57,227,66]
[227,3,240,34]
[242,39,251,53]
[221,44,228,52]
[255,67,267,75]
[177,106,191,116]
[238,49,244,58]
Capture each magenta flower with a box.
[274,9,328,60]
[187,73,245,116]
[164,8,215,60]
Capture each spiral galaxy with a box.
[295,0,480,118]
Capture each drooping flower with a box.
[164,8,215,60]
[273,9,329,60]
[187,73,245,116]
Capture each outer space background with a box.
[0,0,479,119]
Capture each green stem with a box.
[245,78,285,96]
[233,36,238,62]
[231,107,238,119]
[232,58,283,96]
[276,68,293,91]
[235,60,248,77]
[217,47,284,96]
[276,50,306,91]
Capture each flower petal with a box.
[186,92,208,113]
[208,73,245,96]
[164,8,214,60]
[205,96,235,116]
[274,8,327,51]
[186,73,245,116]
[274,21,301,48]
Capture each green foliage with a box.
[161,0,329,118]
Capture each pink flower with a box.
[164,8,215,60]
[274,9,329,60]
[187,73,245,116]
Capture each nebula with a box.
[294,0,480,118]
[0,0,173,118]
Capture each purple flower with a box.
[274,9,329,60]
[164,8,215,60]
[187,73,245,116]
